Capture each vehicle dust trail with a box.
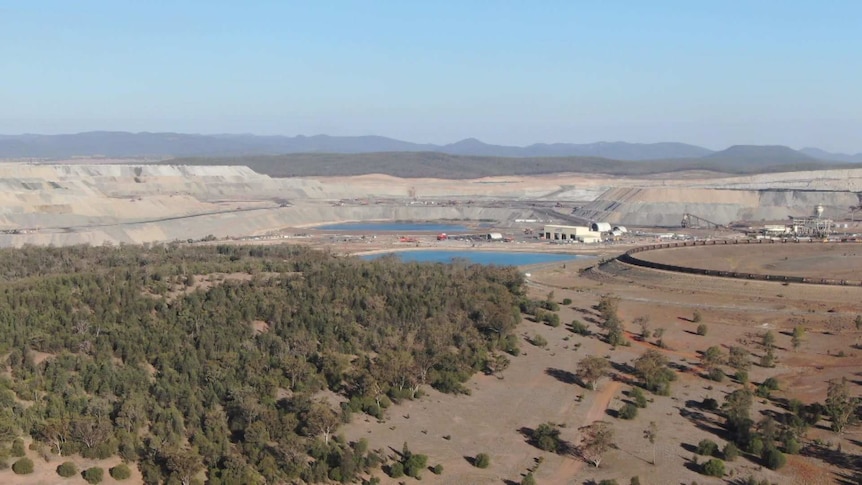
[546,380,622,484]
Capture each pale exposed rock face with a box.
[571,187,858,226]
[0,163,859,246]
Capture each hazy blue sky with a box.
[2,1,860,152]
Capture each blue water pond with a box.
[361,250,589,266]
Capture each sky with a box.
[2,1,861,152]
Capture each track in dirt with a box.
[546,380,622,484]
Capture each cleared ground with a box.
[340,251,862,484]
[637,242,862,281]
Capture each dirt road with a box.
[546,380,622,484]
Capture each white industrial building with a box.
[590,222,612,233]
[543,224,603,243]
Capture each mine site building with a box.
[542,224,602,243]
[590,222,612,233]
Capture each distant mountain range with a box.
[0,131,860,164]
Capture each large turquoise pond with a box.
[361,250,589,266]
[316,222,472,232]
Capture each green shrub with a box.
[696,439,718,456]
[543,312,561,327]
[735,370,749,384]
[762,447,786,470]
[83,467,105,484]
[110,463,132,480]
[562,298,572,305]
[692,310,702,323]
[521,473,537,485]
[431,464,443,475]
[403,453,427,479]
[701,458,725,477]
[388,462,404,478]
[57,461,78,477]
[783,437,801,455]
[696,324,708,336]
[474,453,490,468]
[722,442,739,461]
[619,403,638,420]
[708,367,725,382]
[631,387,648,408]
[570,320,590,336]
[748,436,764,456]
[10,438,25,457]
[598,480,619,485]
[12,457,34,474]
[530,334,548,348]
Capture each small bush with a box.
[619,403,638,420]
[735,370,749,384]
[474,453,490,468]
[696,324,708,336]
[57,461,78,477]
[762,377,780,390]
[708,367,725,382]
[630,477,641,485]
[701,458,725,477]
[696,439,718,456]
[762,447,786,470]
[110,463,132,480]
[783,438,801,455]
[521,473,537,485]
[10,438,25,457]
[431,464,443,475]
[12,457,34,475]
[748,436,764,456]
[543,312,561,327]
[598,480,619,485]
[530,334,548,348]
[388,462,404,478]
[631,387,648,408]
[570,320,590,336]
[692,310,702,323]
[722,442,739,461]
[83,467,105,484]
[562,298,572,305]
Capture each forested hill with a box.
[0,244,526,483]
[166,152,862,179]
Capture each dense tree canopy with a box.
[0,243,526,483]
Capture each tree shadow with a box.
[802,442,862,474]
[682,459,702,474]
[680,442,698,454]
[545,367,584,387]
[678,316,694,323]
[609,360,636,376]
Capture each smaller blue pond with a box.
[361,250,589,266]
[316,222,472,232]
